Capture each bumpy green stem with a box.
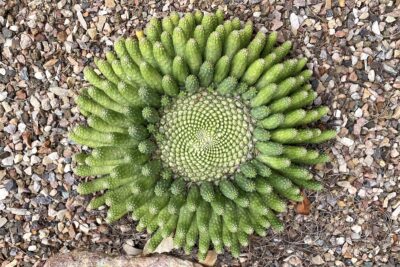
[72,10,336,259]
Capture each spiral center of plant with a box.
[159,90,254,182]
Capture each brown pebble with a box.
[57,31,67,42]
[349,71,358,82]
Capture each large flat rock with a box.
[44,251,202,267]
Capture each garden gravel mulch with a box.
[0,0,399,266]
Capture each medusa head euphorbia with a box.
[70,10,336,259]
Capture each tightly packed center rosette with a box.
[70,9,336,259]
[159,91,254,182]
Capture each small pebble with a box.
[20,33,32,49]
[253,12,261,18]
[336,237,345,245]
[371,21,381,36]
[340,137,354,147]
[0,188,9,201]
[0,217,7,228]
[351,225,362,234]
[368,69,375,82]
[28,245,37,252]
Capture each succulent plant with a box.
[70,10,336,259]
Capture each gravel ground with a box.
[1,0,400,266]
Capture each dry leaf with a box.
[22,131,32,148]
[43,58,58,69]
[143,235,174,255]
[393,233,398,244]
[296,192,311,215]
[199,250,218,267]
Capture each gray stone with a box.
[4,124,16,134]
[4,180,17,191]
[382,63,397,76]
[2,27,12,38]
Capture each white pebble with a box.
[28,245,37,251]
[364,155,374,166]
[337,181,357,194]
[383,192,396,208]
[0,217,7,228]
[372,21,381,36]
[34,72,44,80]
[359,12,369,20]
[392,205,400,220]
[253,12,261,18]
[8,208,29,215]
[354,108,363,118]
[351,233,361,240]
[76,10,87,30]
[351,225,362,233]
[340,137,354,147]
[14,154,23,163]
[1,156,14,166]
[4,124,16,134]
[18,123,26,132]
[3,102,12,113]
[0,188,9,201]
[123,243,142,256]
[79,224,90,234]
[290,13,300,34]
[360,52,369,60]
[20,33,32,50]
[391,149,399,158]
[0,91,7,102]
[9,25,18,31]
[48,152,59,161]
[332,53,342,63]
[368,69,375,82]
[30,96,41,109]
[386,16,396,23]
[351,56,358,65]
[42,156,52,165]
[336,237,345,245]
[345,216,354,223]
[24,166,32,175]
[49,87,69,97]
[358,189,366,198]
[32,181,41,193]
